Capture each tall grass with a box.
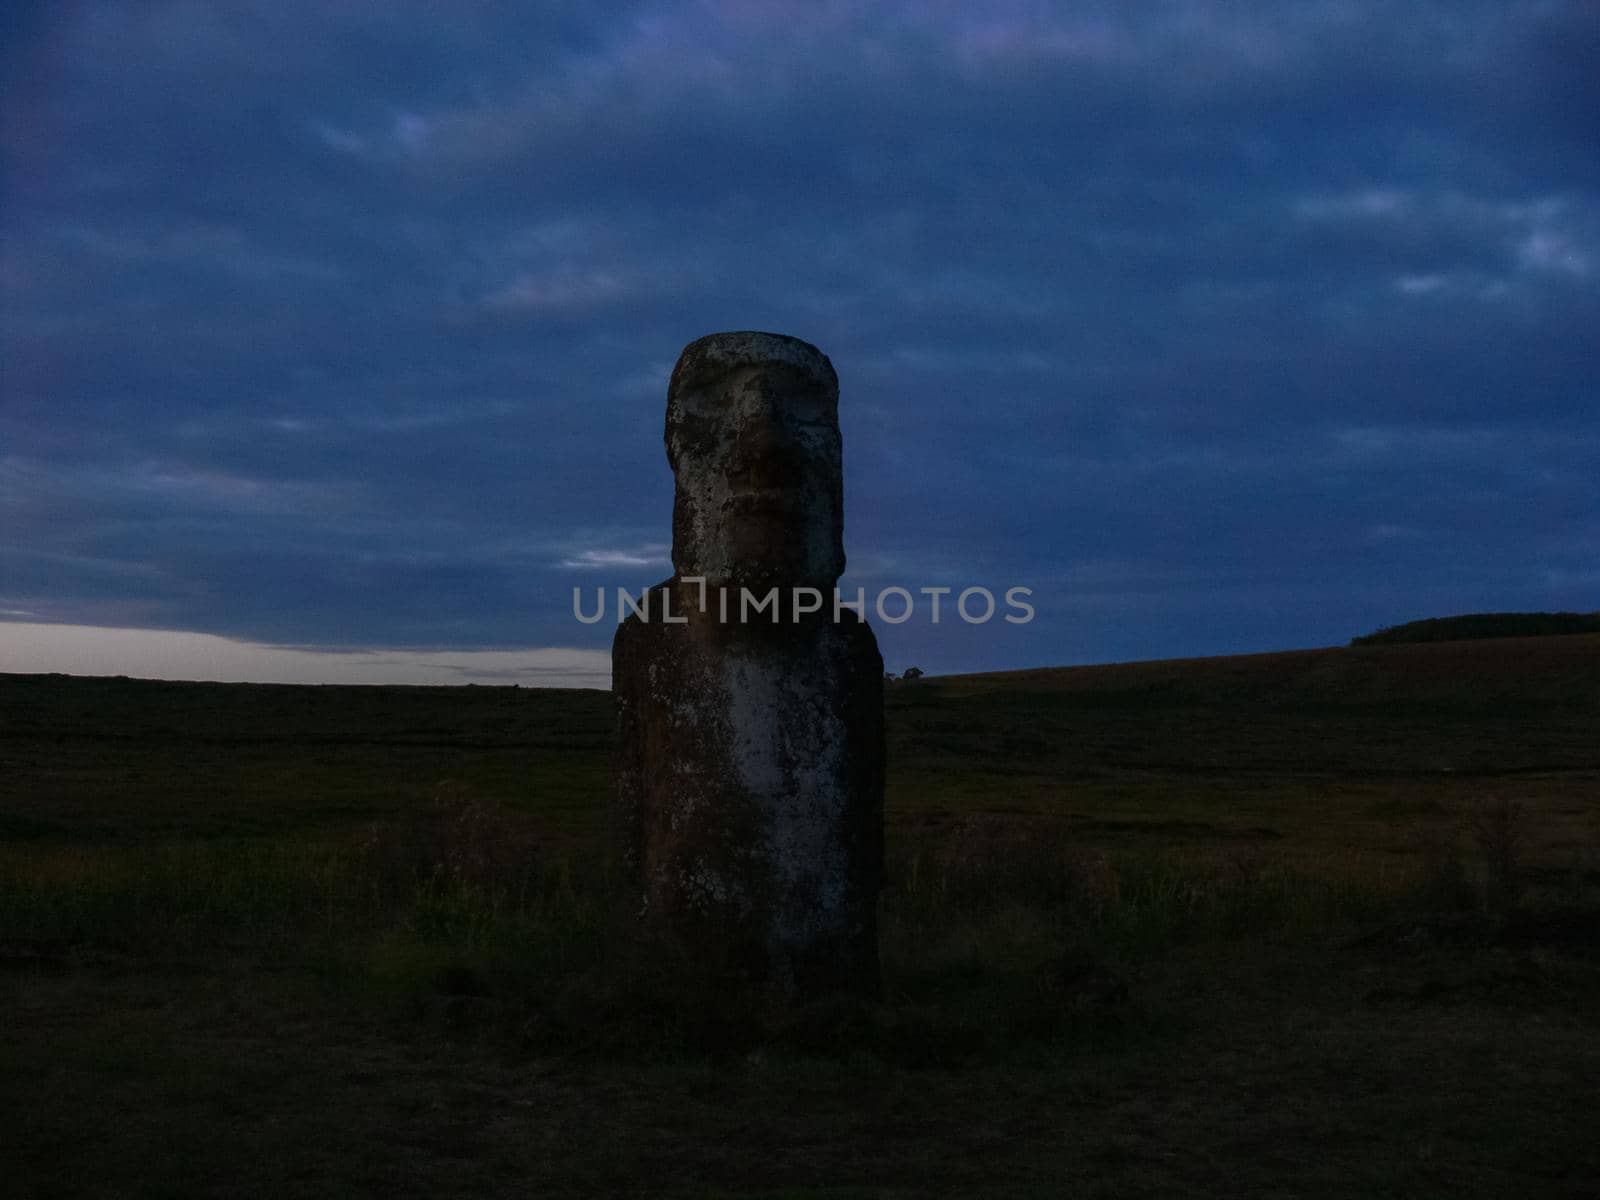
[0,792,1563,1063]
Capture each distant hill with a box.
[1351,612,1600,646]
[928,632,1600,715]
[889,632,1600,786]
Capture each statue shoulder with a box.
[611,576,679,656]
[831,606,883,671]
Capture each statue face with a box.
[666,333,845,589]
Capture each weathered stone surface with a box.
[612,332,884,997]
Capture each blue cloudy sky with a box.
[3,1,1597,685]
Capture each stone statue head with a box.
[666,331,845,590]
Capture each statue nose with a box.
[728,383,805,489]
[736,384,792,450]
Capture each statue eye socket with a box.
[784,394,832,424]
[675,388,730,419]
[679,384,833,425]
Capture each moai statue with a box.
[612,331,884,998]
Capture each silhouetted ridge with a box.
[1352,611,1600,646]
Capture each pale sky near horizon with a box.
[0,621,611,688]
[5,2,1596,684]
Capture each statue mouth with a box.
[724,487,801,514]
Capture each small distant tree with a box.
[902,666,924,681]
[883,671,898,681]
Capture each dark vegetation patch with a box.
[1353,610,1600,645]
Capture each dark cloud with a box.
[3,1,1596,676]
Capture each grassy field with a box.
[2,634,1598,1197]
